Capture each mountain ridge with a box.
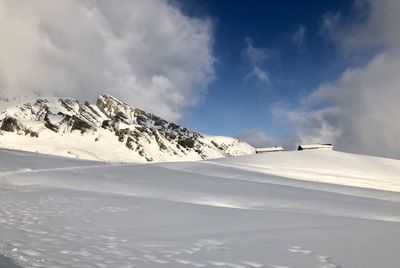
[0,94,254,162]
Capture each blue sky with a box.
[179,0,365,142]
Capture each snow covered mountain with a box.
[0,94,254,162]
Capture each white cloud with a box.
[273,104,342,147]
[238,129,276,148]
[281,0,400,158]
[0,0,215,121]
[242,38,271,84]
[242,37,270,66]
[252,67,270,83]
[244,67,270,84]
[320,12,342,43]
[320,0,400,52]
[292,25,306,47]
[306,52,400,158]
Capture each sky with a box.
[0,0,399,158]
[179,0,354,138]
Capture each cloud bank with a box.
[0,0,215,121]
[282,0,400,158]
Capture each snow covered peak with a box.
[0,95,254,162]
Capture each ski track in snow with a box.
[0,149,400,267]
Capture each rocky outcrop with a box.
[1,116,38,137]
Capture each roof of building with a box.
[256,146,284,152]
[298,144,333,149]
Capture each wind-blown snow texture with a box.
[0,149,400,267]
[0,95,254,162]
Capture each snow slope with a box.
[0,149,400,267]
[0,95,254,162]
[212,150,400,192]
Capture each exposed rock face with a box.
[1,116,38,137]
[0,94,255,162]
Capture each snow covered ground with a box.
[0,148,400,267]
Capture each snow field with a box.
[0,149,399,267]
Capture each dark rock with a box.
[44,121,59,132]
[70,116,93,133]
[1,117,23,132]
[178,137,195,149]
[102,120,112,128]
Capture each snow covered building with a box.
[298,144,333,151]
[256,146,284,153]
